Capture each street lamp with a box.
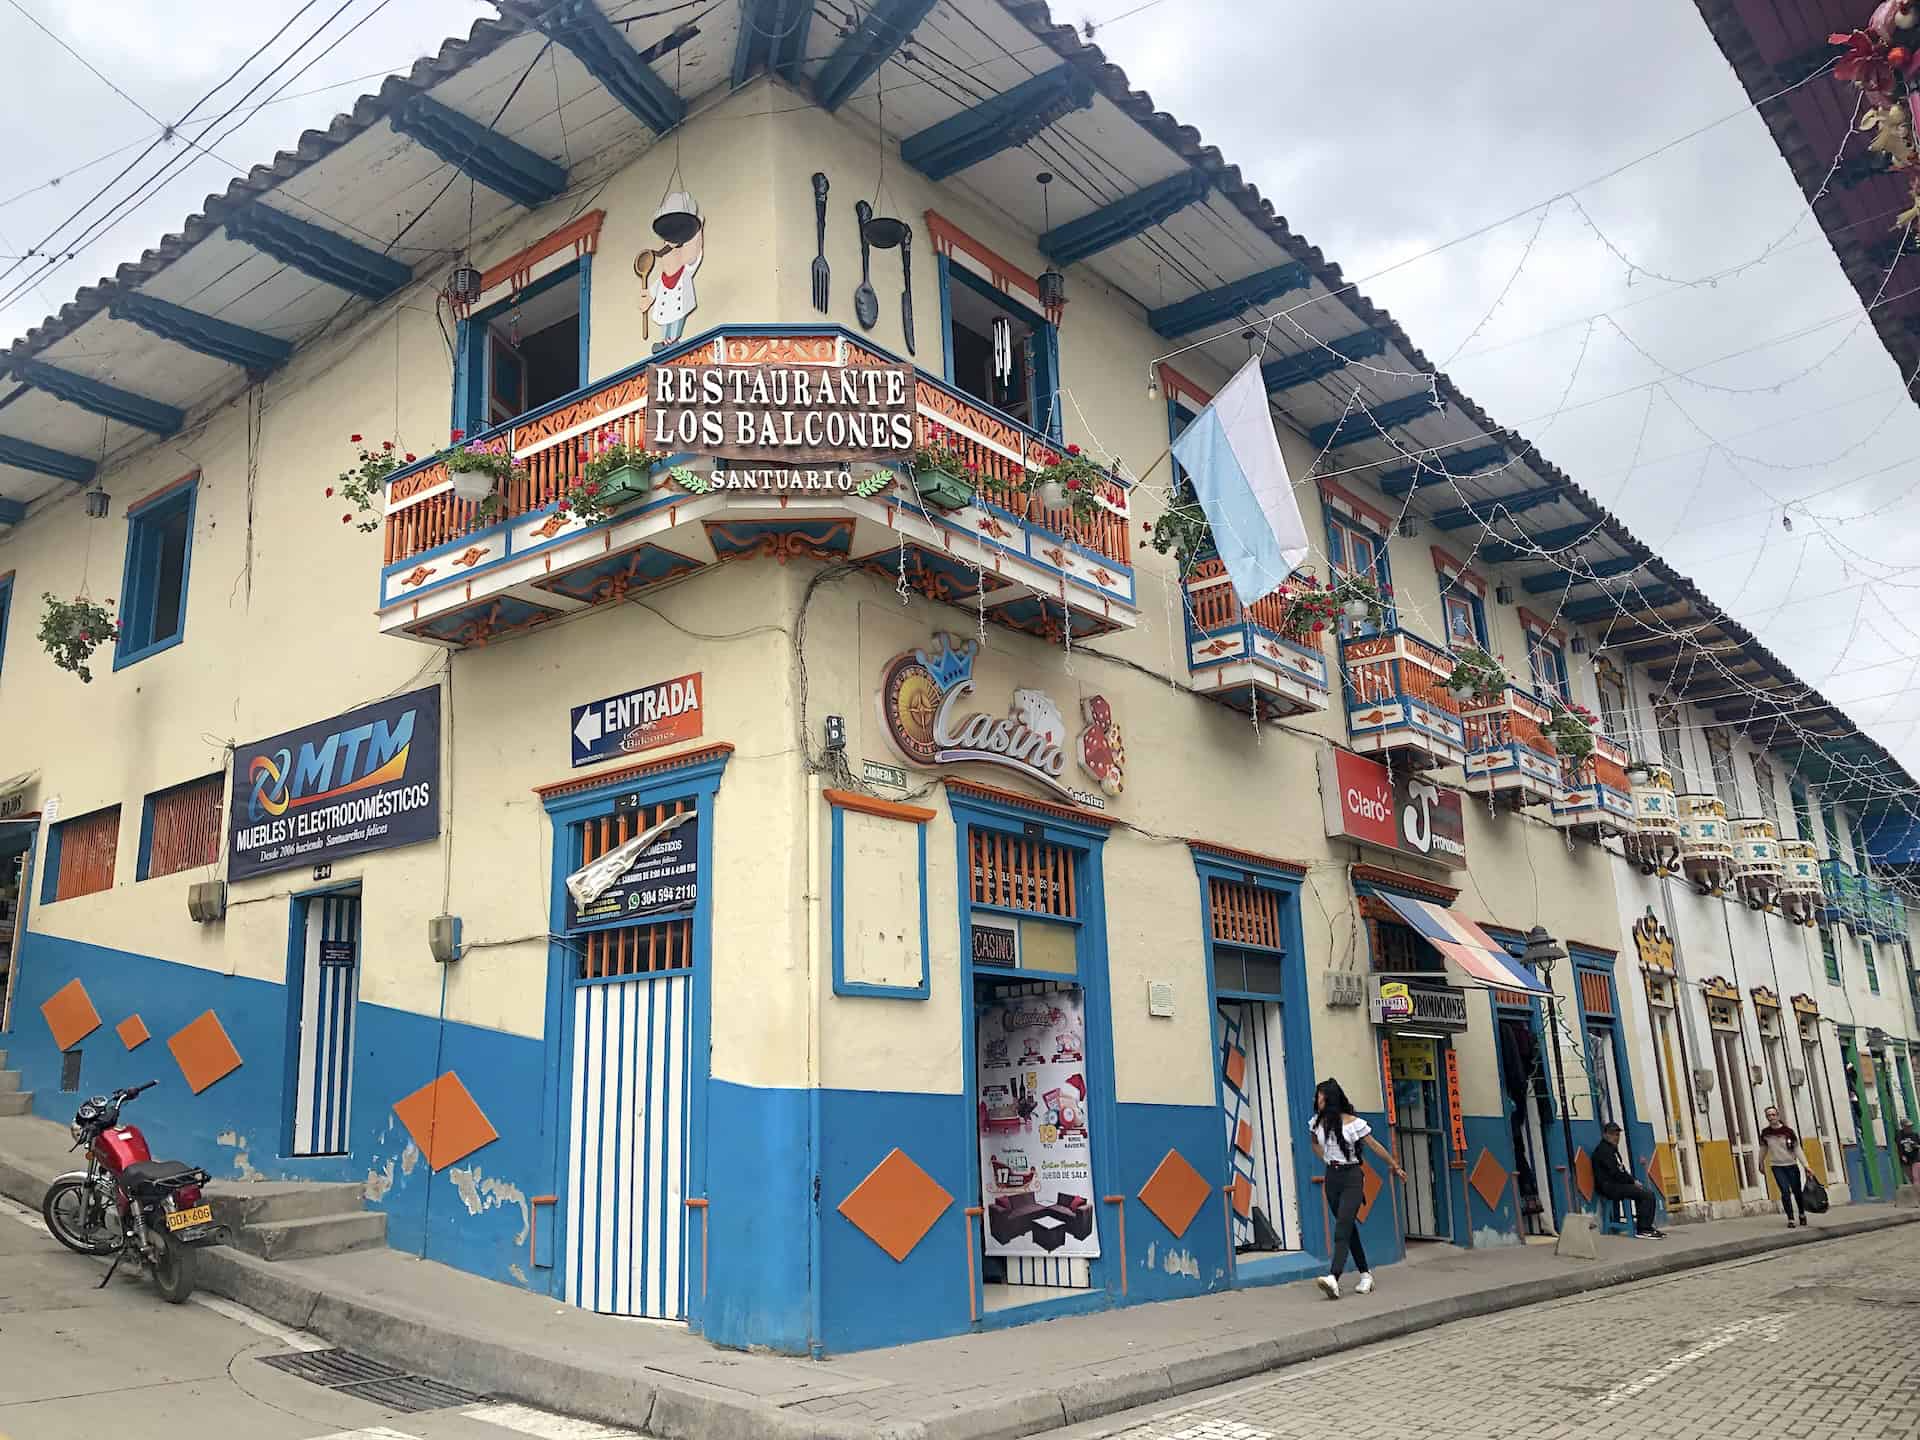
[1524,924,1578,1224]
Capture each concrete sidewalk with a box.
[2,1113,1911,1440]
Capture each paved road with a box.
[0,1194,635,1440]
[1059,1228,1920,1440]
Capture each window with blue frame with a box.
[1524,627,1568,701]
[1325,508,1392,635]
[1820,922,1840,983]
[1790,779,1814,844]
[1436,569,1487,651]
[0,571,11,680]
[454,259,590,435]
[116,479,196,669]
[1865,938,1880,995]
[939,258,1060,440]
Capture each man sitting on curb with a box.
[1594,1121,1666,1239]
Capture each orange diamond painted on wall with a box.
[1222,1046,1246,1092]
[838,1147,952,1262]
[1468,1148,1510,1212]
[167,1011,242,1094]
[116,1015,150,1051]
[1229,1173,1252,1219]
[1138,1148,1211,1238]
[1233,1118,1253,1157]
[393,1072,498,1172]
[41,979,101,1052]
[1574,1147,1595,1202]
[1357,1161,1384,1222]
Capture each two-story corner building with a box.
[0,0,1908,1357]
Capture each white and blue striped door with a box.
[564,972,691,1319]
[1218,1000,1298,1251]
[292,894,360,1157]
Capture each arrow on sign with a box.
[574,707,603,751]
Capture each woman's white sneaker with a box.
[1315,1274,1340,1300]
[1355,1272,1375,1295]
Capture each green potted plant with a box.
[1444,645,1509,706]
[1547,700,1599,768]
[1024,443,1106,526]
[443,432,521,504]
[909,423,980,511]
[1273,573,1341,640]
[39,593,121,682]
[1142,489,1214,575]
[578,425,663,511]
[333,434,411,532]
[1331,572,1389,627]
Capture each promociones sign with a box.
[228,687,441,881]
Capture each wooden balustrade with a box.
[1184,559,1318,644]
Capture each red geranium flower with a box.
[350,433,362,442]
[383,440,394,451]
[404,453,415,462]
[341,513,352,524]
[1066,477,1082,490]
[451,428,466,442]
[325,486,334,497]
[1066,443,1081,456]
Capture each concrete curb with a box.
[2,1141,1911,1440]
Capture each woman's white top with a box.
[1323,1115,1371,1165]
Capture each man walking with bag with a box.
[1760,1106,1809,1228]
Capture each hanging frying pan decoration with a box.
[653,190,702,246]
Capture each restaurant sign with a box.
[229,688,441,881]
[647,362,916,464]
[1317,747,1466,869]
[879,632,1124,809]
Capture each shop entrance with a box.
[556,795,701,1320]
[286,889,361,1157]
[1388,1037,1449,1241]
[1496,1006,1557,1235]
[963,820,1104,1314]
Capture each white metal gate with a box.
[564,973,691,1317]
[291,893,359,1157]
[1218,1000,1298,1251]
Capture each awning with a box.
[1375,892,1547,995]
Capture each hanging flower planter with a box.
[1331,573,1389,628]
[1441,645,1509,707]
[39,593,120,683]
[1023,444,1106,528]
[578,427,665,512]
[909,423,979,511]
[1142,492,1215,576]
[443,434,523,512]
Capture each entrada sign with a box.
[1317,747,1466,869]
[648,362,916,463]
[571,673,704,768]
[879,633,1123,809]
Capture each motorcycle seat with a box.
[121,1160,202,1192]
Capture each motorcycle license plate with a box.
[166,1204,213,1232]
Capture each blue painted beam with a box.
[1562,585,1677,623]
[107,291,291,372]
[1377,442,1508,496]
[1040,169,1210,267]
[1149,263,1309,337]
[0,497,24,525]
[732,0,814,86]
[1520,553,1645,594]
[900,65,1095,182]
[815,0,938,112]
[1306,391,1443,450]
[1431,484,1569,530]
[225,204,411,300]
[391,92,567,209]
[1259,329,1388,392]
[13,360,182,436]
[533,0,684,133]
[0,433,95,483]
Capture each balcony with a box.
[1865,875,1906,941]
[1461,684,1560,806]
[1818,858,1867,933]
[1677,793,1734,894]
[374,327,1137,647]
[1625,765,1681,873]
[1183,560,1331,719]
[1550,730,1634,836]
[1731,817,1783,910]
[1777,840,1822,926]
[1340,625,1467,769]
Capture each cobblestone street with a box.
[1062,1230,1920,1440]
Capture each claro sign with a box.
[1317,747,1466,869]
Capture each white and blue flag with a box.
[1170,355,1309,607]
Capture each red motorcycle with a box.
[41,1080,227,1302]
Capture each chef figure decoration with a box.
[1079,695,1125,797]
[637,191,704,352]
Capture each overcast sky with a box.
[4,0,1919,786]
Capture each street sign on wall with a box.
[570,674,703,768]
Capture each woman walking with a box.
[1758,1106,1808,1228]
[1311,1077,1406,1300]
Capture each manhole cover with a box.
[256,1348,485,1413]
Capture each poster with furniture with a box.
[977,989,1099,1258]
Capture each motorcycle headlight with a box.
[69,1122,85,1142]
